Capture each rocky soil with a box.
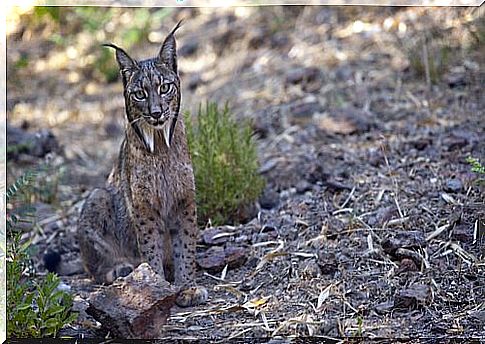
[7,6,484,340]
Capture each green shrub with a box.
[185,102,265,226]
[6,170,77,338]
[467,156,485,188]
[467,156,485,175]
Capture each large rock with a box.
[86,263,179,339]
[7,123,60,159]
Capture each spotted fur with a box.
[78,21,207,307]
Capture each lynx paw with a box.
[175,286,208,307]
[105,263,134,283]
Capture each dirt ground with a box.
[7,6,485,340]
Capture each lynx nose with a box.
[151,111,162,119]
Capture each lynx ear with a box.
[103,43,137,76]
[158,20,183,73]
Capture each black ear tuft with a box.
[102,43,137,74]
[158,19,184,73]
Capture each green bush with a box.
[185,102,265,226]
[6,170,77,338]
[467,156,485,188]
[467,156,485,175]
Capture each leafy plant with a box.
[185,102,265,226]
[467,156,485,189]
[467,156,485,175]
[6,169,77,338]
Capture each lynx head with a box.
[104,21,182,152]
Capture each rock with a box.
[56,257,85,276]
[367,206,399,227]
[285,67,322,85]
[259,158,279,174]
[295,180,312,194]
[452,224,473,244]
[202,227,236,245]
[301,260,321,279]
[289,101,324,126]
[259,187,279,210]
[317,251,338,275]
[410,138,432,151]
[374,301,394,314]
[322,179,353,192]
[367,148,384,167]
[394,284,431,309]
[445,71,468,88]
[7,123,60,159]
[395,258,418,274]
[334,65,353,81]
[234,202,259,224]
[443,129,478,152]
[248,28,267,49]
[197,246,248,273]
[86,263,179,339]
[444,178,463,193]
[315,108,373,135]
[381,230,427,256]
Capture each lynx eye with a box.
[159,83,171,94]
[132,90,147,101]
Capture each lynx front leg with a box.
[170,201,208,307]
[132,210,168,281]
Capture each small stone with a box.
[317,252,337,275]
[445,71,467,88]
[197,246,248,273]
[381,230,427,256]
[259,158,279,174]
[452,224,473,244]
[334,65,353,81]
[289,101,323,126]
[444,178,463,193]
[301,260,321,279]
[315,107,372,135]
[394,284,431,309]
[374,301,394,314]
[86,263,179,339]
[395,258,418,274]
[248,28,267,49]
[367,206,399,227]
[410,138,431,151]
[259,188,279,210]
[285,67,321,85]
[368,148,384,167]
[202,227,235,245]
[295,180,312,194]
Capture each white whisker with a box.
[129,117,143,126]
